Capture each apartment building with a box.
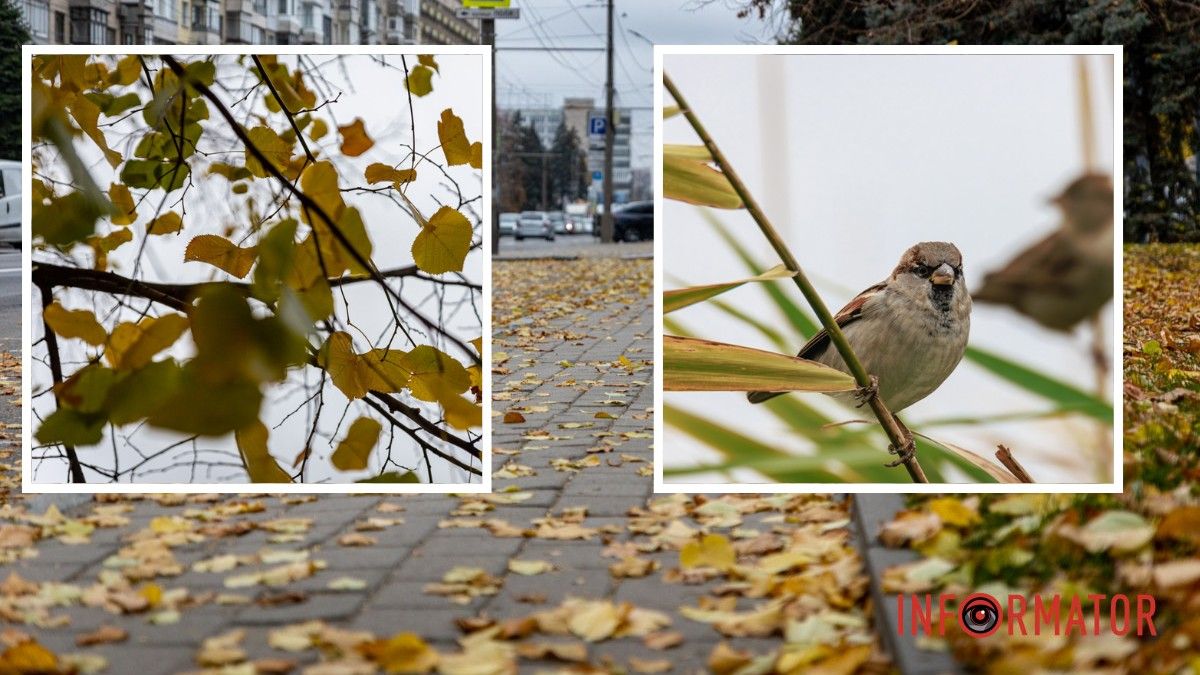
[19,0,374,44]
[417,0,476,44]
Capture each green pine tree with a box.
[0,0,31,160]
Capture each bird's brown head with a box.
[894,241,964,287]
[1052,173,1113,233]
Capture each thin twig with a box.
[664,73,928,483]
[37,286,86,483]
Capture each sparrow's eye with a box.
[913,264,930,277]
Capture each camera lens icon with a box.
[959,593,1001,637]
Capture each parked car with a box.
[515,211,554,241]
[564,204,593,234]
[499,213,518,236]
[0,160,20,247]
[613,201,653,242]
[548,211,566,234]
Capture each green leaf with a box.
[664,335,856,393]
[358,471,420,484]
[702,209,819,340]
[664,405,845,482]
[665,264,796,314]
[663,148,741,209]
[963,346,1113,423]
[332,417,383,471]
[36,408,106,446]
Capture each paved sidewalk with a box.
[1,257,889,674]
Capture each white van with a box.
[0,160,20,247]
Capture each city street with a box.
[495,235,652,260]
[0,246,19,355]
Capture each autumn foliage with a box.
[29,53,485,484]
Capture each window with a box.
[277,0,288,14]
[54,11,65,42]
[70,7,109,45]
[22,0,50,39]
[301,5,312,28]
[157,0,175,21]
[253,0,267,14]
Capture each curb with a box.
[493,255,581,262]
[852,494,963,675]
[22,493,93,514]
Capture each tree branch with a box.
[160,55,480,365]
[664,73,929,483]
[37,286,86,483]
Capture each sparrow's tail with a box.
[746,391,783,405]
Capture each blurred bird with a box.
[973,173,1114,331]
[748,242,972,462]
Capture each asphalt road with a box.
[495,234,653,259]
[0,247,19,356]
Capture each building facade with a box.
[19,0,377,44]
[510,98,634,205]
[416,0,476,44]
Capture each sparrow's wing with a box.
[974,230,1074,299]
[795,281,887,361]
[747,281,884,404]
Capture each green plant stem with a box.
[663,73,928,483]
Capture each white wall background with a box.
[663,53,1116,484]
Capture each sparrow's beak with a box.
[930,263,955,286]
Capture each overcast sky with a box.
[494,1,764,168]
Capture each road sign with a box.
[592,170,602,181]
[588,114,606,137]
[457,7,519,18]
[463,0,509,7]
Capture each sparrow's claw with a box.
[885,432,917,467]
[854,375,879,408]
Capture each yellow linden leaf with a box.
[403,345,471,402]
[411,206,472,274]
[308,118,329,141]
[360,632,439,674]
[338,117,374,157]
[441,392,482,431]
[234,420,293,483]
[245,126,292,178]
[184,234,259,279]
[568,600,627,642]
[406,65,434,97]
[43,303,107,346]
[437,108,474,167]
[147,211,182,235]
[108,183,136,226]
[139,583,163,607]
[300,160,346,224]
[417,54,439,71]
[0,640,59,672]
[470,337,483,354]
[364,162,417,185]
[105,314,189,370]
[110,55,141,86]
[680,534,736,571]
[332,417,382,471]
[469,142,483,170]
[927,497,981,528]
[320,332,373,400]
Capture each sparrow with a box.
[973,173,1114,332]
[748,242,972,463]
